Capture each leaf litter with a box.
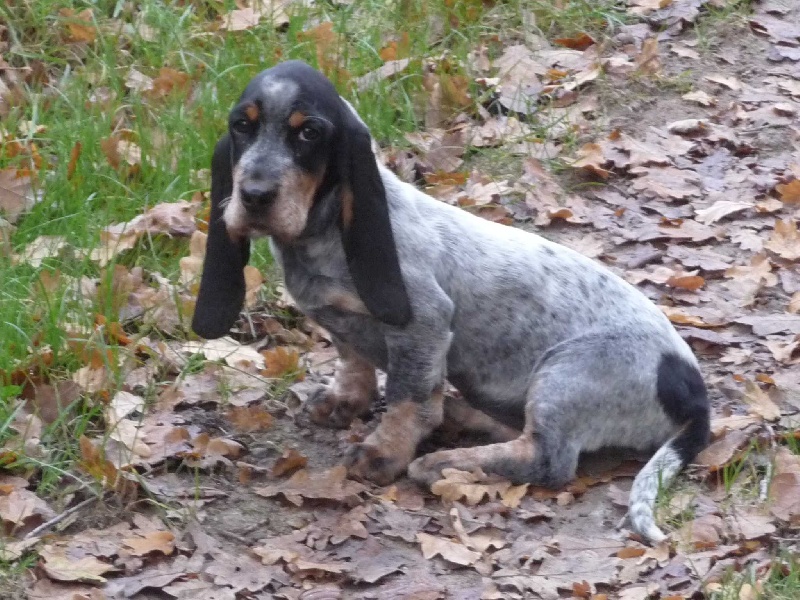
[4,0,800,598]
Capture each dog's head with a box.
[191,61,411,339]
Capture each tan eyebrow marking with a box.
[288,111,306,128]
[244,103,259,122]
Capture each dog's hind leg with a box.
[410,329,709,545]
[407,417,579,488]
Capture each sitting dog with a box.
[192,60,710,543]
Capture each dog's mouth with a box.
[225,221,271,241]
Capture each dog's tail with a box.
[627,353,710,544]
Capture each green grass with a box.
[0,0,629,374]
[691,0,756,53]
[710,553,800,600]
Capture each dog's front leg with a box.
[305,339,378,429]
[344,317,452,486]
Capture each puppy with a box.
[192,60,710,543]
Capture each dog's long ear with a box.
[338,107,412,327]
[192,134,251,339]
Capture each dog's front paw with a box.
[304,385,368,429]
[344,442,410,486]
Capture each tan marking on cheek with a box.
[268,167,324,242]
[244,103,259,122]
[288,111,306,128]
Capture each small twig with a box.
[759,424,777,502]
[243,309,257,339]
[218,528,251,545]
[24,495,99,540]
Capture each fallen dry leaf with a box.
[492,44,544,115]
[226,405,273,432]
[124,68,153,93]
[430,468,528,507]
[59,8,96,43]
[205,549,283,592]
[122,530,175,556]
[0,488,55,528]
[183,434,243,468]
[791,292,800,314]
[627,0,671,16]
[705,74,741,91]
[769,447,800,524]
[271,447,308,477]
[416,532,481,566]
[776,179,800,204]
[695,429,753,471]
[180,338,266,369]
[339,536,406,584]
[728,512,776,541]
[0,168,37,223]
[742,380,781,421]
[12,235,68,268]
[100,134,142,178]
[261,346,302,378]
[254,465,367,506]
[21,380,81,425]
[695,200,752,225]
[353,58,411,92]
[146,67,192,101]
[92,200,201,266]
[39,545,115,583]
[26,579,108,600]
[736,313,800,336]
[635,37,661,75]
[765,219,800,261]
[220,3,289,32]
[682,90,716,106]
[666,274,705,291]
[554,32,595,51]
[678,514,724,550]
[710,415,761,437]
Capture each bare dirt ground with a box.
[10,1,800,599]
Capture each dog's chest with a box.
[276,243,389,366]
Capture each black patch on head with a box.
[656,353,710,465]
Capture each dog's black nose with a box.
[240,186,278,210]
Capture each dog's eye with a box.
[232,119,254,134]
[299,125,321,142]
